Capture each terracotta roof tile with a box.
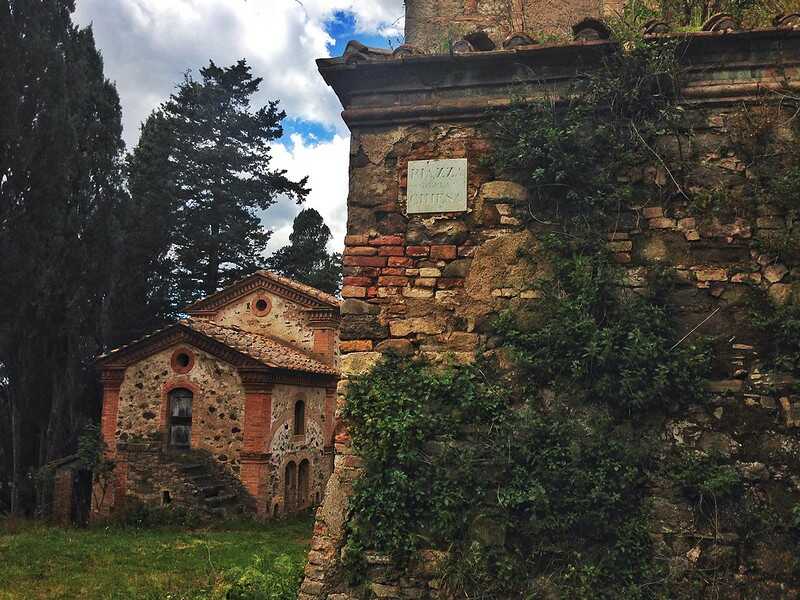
[255,270,340,307]
[182,318,338,376]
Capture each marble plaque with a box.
[406,158,468,214]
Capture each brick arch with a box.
[160,379,202,450]
[275,449,319,514]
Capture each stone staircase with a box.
[174,457,244,518]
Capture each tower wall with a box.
[405,0,626,51]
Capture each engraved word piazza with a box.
[406,158,468,214]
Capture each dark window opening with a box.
[464,31,496,51]
[162,491,172,505]
[298,460,310,507]
[168,388,193,448]
[175,353,190,369]
[293,400,306,436]
[285,461,297,512]
[255,299,269,312]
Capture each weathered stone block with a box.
[341,352,382,376]
[389,318,445,337]
[341,299,380,315]
[340,316,389,341]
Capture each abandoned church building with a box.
[95,271,340,518]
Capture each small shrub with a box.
[214,554,304,600]
[670,452,743,507]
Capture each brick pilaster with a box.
[241,384,273,516]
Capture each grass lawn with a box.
[0,516,313,600]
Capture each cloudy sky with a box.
[73,0,406,254]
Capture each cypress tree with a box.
[0,0,126,513]
[266,208,343,295]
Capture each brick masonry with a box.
[301,23,800,600]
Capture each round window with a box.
[170,348,195,374]
[252,295,272,317]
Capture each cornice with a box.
[186,273,338,316]
[317,28,800,129]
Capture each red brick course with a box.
[430,245,458,260]
[370,235,404,246]
[406,246,430,257]
[343,256,388,268]
[344,246,378,256]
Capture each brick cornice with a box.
[100,368,125,390]
[318,28,800,129]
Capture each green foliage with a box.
[343,355,510,558]
[215,554,304,600]
[265,208,342,295]
[78,424,117,516]
[751,294,800,375]
[0,517,312,599]
[0,0,129,515]
[497,236,711,415]
[670,452,743,505]
[119,501,204,530]
[343,354,672,598]
[792,504,800,531]
[484,40,681,234]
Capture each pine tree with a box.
[266,209,343,295]
[140,60,309,308]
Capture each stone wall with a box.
[404,0,624,51]
[302,30,800,600]
[208,289,317,355]
[268,384,331,515]
[117,345,246,473]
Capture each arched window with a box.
[293,400,305,435]
[168,388,193,448]
[298,460,310,507]
[284,461,297,512]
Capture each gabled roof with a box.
[184,270,340,316]
[186,319,337,376]
[97,318,337,377]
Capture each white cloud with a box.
[266,134,351,253]
[72,0,402,257]
[74,0,404,146]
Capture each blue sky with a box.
[74,0,405,254]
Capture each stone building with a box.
[298,1,800,598]
[95,271,340,518]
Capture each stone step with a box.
[198,483,224,498]
[204,493,236,507]
[179,463,207,473]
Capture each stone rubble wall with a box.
[300,106,800,599]
[117,346,246,473]
[208,289,317,355]
[404,0,624,51]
